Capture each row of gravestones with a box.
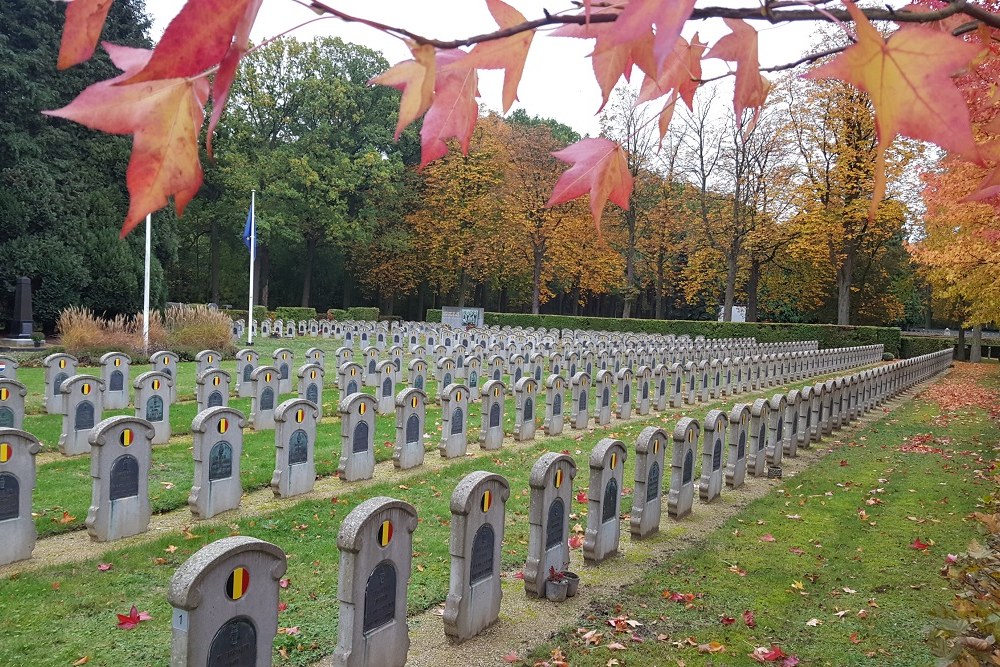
[155,348,955,667]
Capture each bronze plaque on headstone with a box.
[682,450,694,484]
[75,401,95,430]
[489,402,500,428]
[306,384,319,404]
[288,430,308,465]
[352,421,369,453]
[405,414,420,445]
[523,398,533,421]
[647,462,660,502]
[209,442,233,480]
[109,455,139,500]
[469,524,495,584]
[363,561,396,634]
[602,477,618,523]
[207,617,257,667]
[451,407,463,435]
[0,472,19,522]
[146,395,163,422]
[260,388,274,411]
[545,498,564,549]
[713,439,722,470]
[208,391,224,408]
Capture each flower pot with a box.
[545,579,569,602]
[562,571,580,598]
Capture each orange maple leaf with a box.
[371,42,437,141]
[459,0,533,112]
[57,0,115,70]
[705,19,769,129]
[206,0,263,156]
[123,0,258,84]
[599,0,696,73]
[546,137,633,228]
[805,0,981,219]
[44,44,208,237]
[638,34,706,140]
[419,49,479,168]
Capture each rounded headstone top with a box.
[338,391,377,414]
[99,351,131,364]
[190,406,246,434]
[450,471,511,514]
[590,438,627,469]
[89,415,155,447]
[168,536,287,610]
[636,426,667,454]
[672,417,700,442]
[529,452,577,489]
[59,374,104,395]
[750,397,770,417]
[786,388,802,403]
[274,398,319,424]
[337,496,417,552]
[0,427,41,454]
[729,403,751,425]
[133,369,173,390]
[196,367,231,385]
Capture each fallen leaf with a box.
[279,578,291,589]
[502,651,520,663]
[116,605,152,630]
[164,545,178,554]
[698,641,726,654]
[806,618,822,626]
[97,563,113,572]
[73,658,90,666]
[911,538,930,550]
[720,615,736,625]
[760,534,776,542]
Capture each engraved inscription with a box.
[288,430,308,465]
[110,370,124,392]
[489,401,500,428]
[207,616,257,667]
[353,420,370,454]
[713,438,723,470]
[738,431,746,459]
[545,498,564,550]
[306,383,319,405]
[0,472,19,521]
[523,397,533,421]
[470,524,495,585]
[623,383,630,403]
[758,423,767,450]
[208,390,224,408]
[363,561,397,634]
[209,442,233,480]
[347,380,358,395]
[405,413,420,445]
[603,477,618,523]
[54,372,68,395]
[578,389,587,411]
[602,386,610,407]
[647,461,660,502]
[146,395,163,422]
[109,455,139,500]
[260,387,274,411]
[682,449,694,485]
[553,392,562,416]
[0,407,12,428]
[242,365,252,382]
[451,407,464,435]
[75,401,94,431]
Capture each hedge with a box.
[900,335,952,359]
[346,307,380,321]
[273,306,317,322]
[425,310,902,356]
[221,305,268,322]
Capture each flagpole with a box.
[143,212,151,353]
[247,190,256,346]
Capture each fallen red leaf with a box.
[116,605,152,630]
[743,609,757,628]
[911,538,930,550]
[97,563,113,572]
[720,615,736,625]
[760,534,776,542]
[502,651,520,663]
[568,535,584,549]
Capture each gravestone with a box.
[653,364,670,411]
[783,390,801,457]
[543,374,566,436]
[0,428,41,565]
[671,362,686,408]
[59,374,105,456]
[699,410,727,502]
[189,407,247,519]
[594,369,612,426]
[338,393,378,481]
[393,388,427,470]
[684,361,698,404]
[513,377,538,442]
[272,399,319,498]
[272,348,294,395]
[748,398,770,477]
[377,360,396,414]
[636,365,652,416]
[249,365,280,431]
[133,370,173,444]
[408,359,427,393]
[524,452,577,598]
[333,497,418,667]
[615,367,633,420]
[584,438,627,564]
[0,379,26,430]
[809,381,825,443]
[99,352,131,410]
[821,378,836,435]
[0,354,19,380]
[488,355,505,383]
[389,346,404,384]
[478,380,506,450]
[150,350,180,403]
[439,383,470,458]
[725,404,750,489]
[86,416,154,541]
[466,356,482,401]
[570,371,591,430]
[307,347,326,368]
[260,318,271,337]
[236,348,260,398]
[443,471,511,643]
[339,361,364,398]
[43,352,78,415]
[830,378,844,430]
[194,349,222,376]
[797,385,814,449]
[668,418,699,520]
[297,363,325,419]
[168,536,287,667]
[698,360,711,402]
[436,357,457,400]
[364,346,380,387]
[336,346,353,366]
[631,426,668,538]
[196,368,231,412]
[768,393,788,467]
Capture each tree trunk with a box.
[655,249,665,320]
[300,235,316,307]
[836,250,856,325]
[971,324,983,363]
[723,253,737,321]
[532,244,544,315]
[957,326,966,361]
[416,284,425,321]
[746,260,760,322]
[622,210,637,319]
[256,246,270,309]
[209,218,220,305]
[457,270,469,308]
[342,276,352,308]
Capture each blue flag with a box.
[242,206,254,251]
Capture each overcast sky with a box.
[146,0,821,137]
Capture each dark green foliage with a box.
[328,308,348,320]
[900,336,952,359]
[345,306,379,321]
[273,306,317,322]
[426,310,902,355]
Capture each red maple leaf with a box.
[568,534,584,549]
[44,43,208,237]
[420,49,479,168]
[911,538,930,550]
[576,490,588,503]
[705,19,768,129]
[637,34,706,140]
[205,0,263,156]
[743,609,757,628]
[459,0,533,112]
[598,0,696,73]
[546,138,633,228]
[57,0,115,70]
[720,615,736,625]
[116,605,152,630]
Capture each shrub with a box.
[163,305,234,357]
[900,335,952,359]
[328,309,348,321]
[273,306,317,322]
[345,307,379,321]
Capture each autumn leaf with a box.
[458,0,532,112]
[705,19,769,128]
[123,0,258,84]
[206,0,263,156]
[576,490,588,503]
[744,609,757,628]
[278,601,288,612]
[698,641,726,653]
[568,534,584,549]
[58,511,76,524]
[116,605,152,630]
[72,657,89,666]
[911,538,930,550]
[420,49,479,168]
[97,563,113,572]
[599,0,696,73]
[371,42,437,140]
[805,0,981,218]
[57,0,115,69]
[637,34,706,140]
[546,137,634,227]
[720,615,736,625]
[759,533,776,542]
[279,577,291,588]
[44,43,208,237]
[502,651,520,663]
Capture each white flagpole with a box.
[143,212,151,353]
[247,190,256,346]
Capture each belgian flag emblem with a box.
[82,383,91,396]
[208,355,213,363]
[481,489,492,512]
[246,354,253,362]
[456,391,462,401]
[0,443,11,463]
[377,520,393,547]
[494,387,500,397]
[152,379,161,391]
[554,467,563,489]
[226,567,250,600]
[653,440,659,455]
[217,418,229,434]
[411,396,418,409]
[359,402,367,415]
[120,429,134,447]
[114,358,121,367]
[213,376,221,386]
[610,452,617,470]
[295,409,305,423]
[59,359,66,369]
[0,388,8,401]
[164,357,170,365]
[310,370,317,380]
[265,372,272,383]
